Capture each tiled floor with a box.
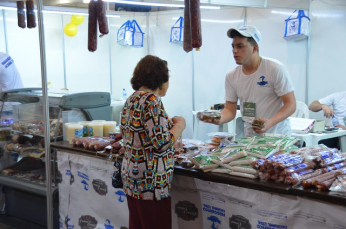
[0,214,46,229]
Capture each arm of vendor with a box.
[254,91,296,134]
[309,91,346,129]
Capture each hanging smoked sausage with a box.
[183,0,192,53]
[16,1,26,29]
[26,0,36,29]
[189,0,202,50]
[96,0,109,36]
[88,0,97,52]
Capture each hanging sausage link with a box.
[88,0,98,52]
[183,0,192,53]
[96,0,109,36]
[189,0,202,50]
[26,0,36,29]
[17,1,26,29]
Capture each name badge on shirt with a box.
[243,102,256,118]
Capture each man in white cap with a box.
[201,25,296,137]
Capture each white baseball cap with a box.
[227,25,261,46]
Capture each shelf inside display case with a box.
[0,174,56,196]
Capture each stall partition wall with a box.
[308,1,346,122]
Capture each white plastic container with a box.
[89,122,104,137]
[103,121,117,137]
[65,123,83,144]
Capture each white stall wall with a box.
[5,10,42,88]
[148,11,194,138]
[109,14,148,100]
[308,0,346,121]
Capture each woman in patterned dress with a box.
[120,55,186,229]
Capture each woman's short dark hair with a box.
[131,55,169,91]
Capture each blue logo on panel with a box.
[207,215,221,229]
[104,219,114,229]
[257,76,268,86]
[115,190,126,202]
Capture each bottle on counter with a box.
[332,115,339,127]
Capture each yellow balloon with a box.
[70,15,85,26]
[64,23,78,37]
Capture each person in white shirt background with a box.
[309,91,346,130]
[308,91,346,149]
[199,25,296,137]
[0,52,24,113]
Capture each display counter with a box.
[51,141,346,229]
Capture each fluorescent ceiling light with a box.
[0,6,120,17]
[173,17,242,23]
[83,0,220,9]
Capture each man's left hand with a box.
[252,117,272,134]
[334,124,346,130]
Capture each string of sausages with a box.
[183,0,202,52]
[88,0,109,52]
[16,0,36,29]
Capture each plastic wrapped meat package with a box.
[207,132,235,145]
[196,110,221,122]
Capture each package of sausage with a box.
[319,154,345,167]
[228,156,258,166]
[229,171,258,179]
[190,155,220,171]
[321,162,346,173]
[221,149,247,164]
[315,177,337,191]
[251,158,265,169]
[230,165,258,175]
[305,148,338,162]
[286,169,314,185]
[259,172,271,182]
[93,139,111,151]
[274,155,305,170]
[329,175,346,192]
[282,162,317,175]
[295,169,324,187]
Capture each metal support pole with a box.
[146,12,150,55]
[2,9,8,54]
[36,1,53,229]
[61,15,67,89]
[305,0,312,105]
[108,17,113,95]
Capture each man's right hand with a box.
[321,105,334,118]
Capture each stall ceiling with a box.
[1,0,313,11]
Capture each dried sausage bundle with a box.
[88,0,98,52]
[319,154,345,167]
[96,0,109,36]
[26,0,36,29]
[17,1,26,29]
[183,0,193,53]
[274,155,304,170]
[189,0,202,50]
